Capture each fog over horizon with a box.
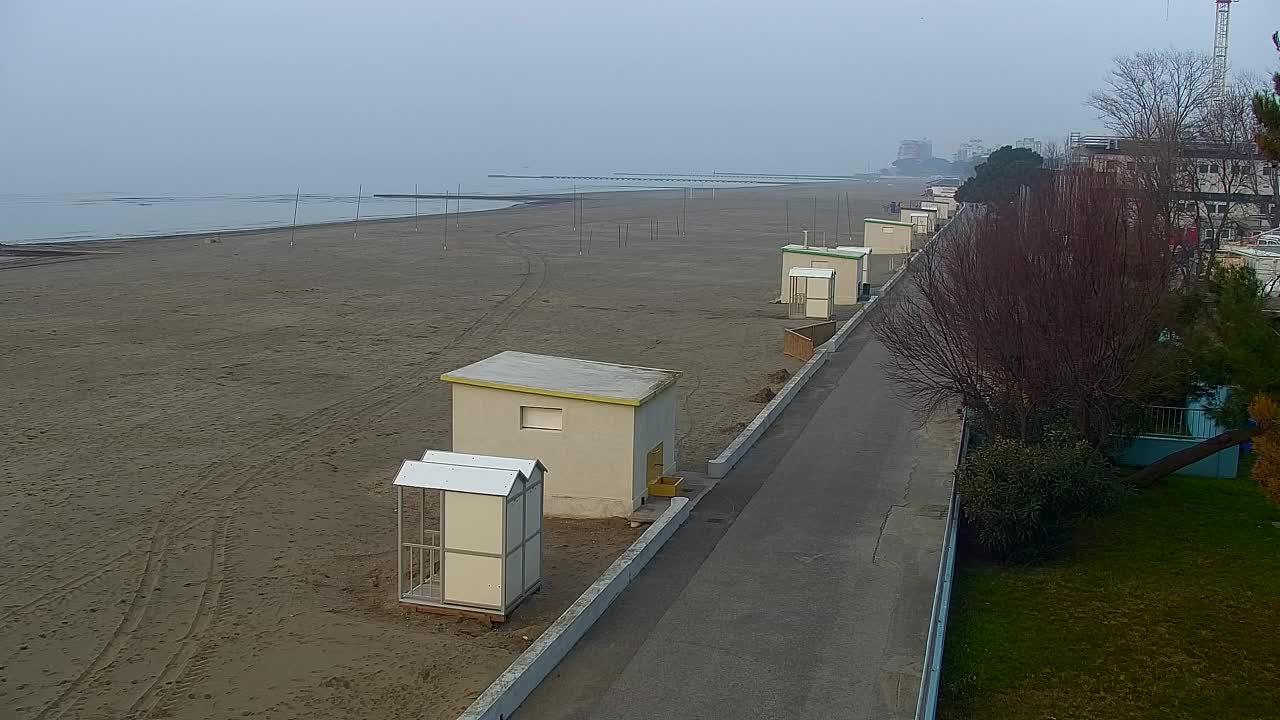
[3,0,1279,195]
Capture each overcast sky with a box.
[2,0,1278,193]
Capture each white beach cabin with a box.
[394,451,545,622]
[861,218,914,254]
[786,267,836,319]
[778,244,870,305]
[442,351,681,518]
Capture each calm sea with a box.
[0,177,713,245]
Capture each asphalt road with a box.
[516,299,961,720]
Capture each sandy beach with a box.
[0,180,916,719]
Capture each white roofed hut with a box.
[394,451,545,623]
[442,352,681,518]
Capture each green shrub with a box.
[957,439,1116,562]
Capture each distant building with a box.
[953,138,988,163]
[1068,133,1278,242]
[897,139,934,162]
[1014,137,1043,155]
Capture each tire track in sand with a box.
[55,226,552,719]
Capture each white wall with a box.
[451,384,637,517]
[631,386,678,502]
[779,250,864,304]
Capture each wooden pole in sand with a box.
[456,183,461,227]
[845,191,853,243]
[290,186,300,247]
[682,188,688,237]
[414,183,419,232]
[834,193,840,245]
[442,191,448,251]
[617,224,621,248]
[573,184,577,230]
[353,184,362,240]
[625,222,629,247]
[811,196,817,246]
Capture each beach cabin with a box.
[900,206,939,234]
[394,451,545,622]
[442,351,680,518]
[779,244,869,305]
[918,199,950,221]
[862,219,914,254]
[786,267,836,319]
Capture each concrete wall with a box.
[451,384,637,517]
[862,221,912,254]
[779,250,864,305]
[1111,437,1240,478]
[631,386,677,501]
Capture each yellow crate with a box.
[647,475,683,498]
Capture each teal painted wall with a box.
[1112,436,1240,478]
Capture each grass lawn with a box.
[939,465,1280,719]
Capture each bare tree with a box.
[1088,49,1217,222]
[875,169,1174,446]
[1041,140,1067,170]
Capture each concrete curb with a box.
[707,291,885,480]
[705,206,967,481]
[457,496,691,720]
[707,340,832,479]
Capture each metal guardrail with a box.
[1138,405,1219,440]
[914,414,971,720]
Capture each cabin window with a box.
[520,406,563,431]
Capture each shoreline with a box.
[0,195,557,250]
[1,178,904,250]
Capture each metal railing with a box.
[400,531,442,602]
[914,413,970,720]
[1138,405,1220,440]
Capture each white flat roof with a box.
[781,244,871,258]
[864,218,914,228]
[393,459,524,496]
[788,267,836,278]
[1227,246,1280,259]
[420,450,545,480]
[441,351,680,407]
